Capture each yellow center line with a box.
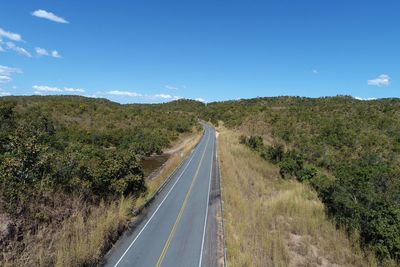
[155,132,211,267]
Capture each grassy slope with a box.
[218,126,377,267]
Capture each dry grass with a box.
[2,128,203,267]
[2,197,133,267]
[218,126,378,267]
[54,197,133,267]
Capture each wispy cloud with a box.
[106,90,185,101]
[165,84,187,90]
[0,28,33,58]
[165,84,178,90]
[0,27,22,41]
[0,65,22,83]
[154,94,173,99]
[152,94,182,100]
[0,88,11,96]
[32,9,69,24]
[368,74,390,87]
[107,90,142,97]
[33,85,85,93]
[51,50,61,58]
[33,85,63,92]
[354,97,377,101]
[4,42,31,57]
[0,76,11,83]
[35,47,61,58]
[35,47,49,56]
[5,42,31,57]
[312,69,318,74]
[64,87,85,92]
[195,98,206,103]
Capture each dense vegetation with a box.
[0,96,202,263]
[206,96,400,263]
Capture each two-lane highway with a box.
[104,123,217,267]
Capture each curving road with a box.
[103,123,218,267]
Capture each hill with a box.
[0,96,203,266]
[206,96,400,264]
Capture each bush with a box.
[297,165,317,182]
[265,143,284,163]
[247,136,264,151]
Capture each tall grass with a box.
[218,126,378,267]
[2,197,133,267]
[54,197,132,266]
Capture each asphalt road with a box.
[104,123,217,267]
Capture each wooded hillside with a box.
[0,96,203,265]
[205,96,400,263]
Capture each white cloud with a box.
[0,76,12,83]
[0,45,4,52]
[0,27,22,41]
[0,65,22,83]
[107,90,142,97]
[312,69,318,74]
[165,84,178,90]
[5,42,31,57]
[354,97,377,101]
[154,94,173,99]
[35,47,61,58]
[32,85,85,93]
[104,90,189,102]
[32,9,69,24]
[83,94,99,98]
[0,65,22,76]
[195,97,206,103]
[51,50,61,58]
[0,88,11,96]
[35,47,49,56]
[368,74,391,87]
[149,94,183,101]
[33,85,63,92]
[64,87,85,92]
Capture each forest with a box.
[205,96,400,263]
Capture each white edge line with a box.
[113,135,203,267]
[198,128,214,267]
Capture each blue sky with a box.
[0,0,399,103]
